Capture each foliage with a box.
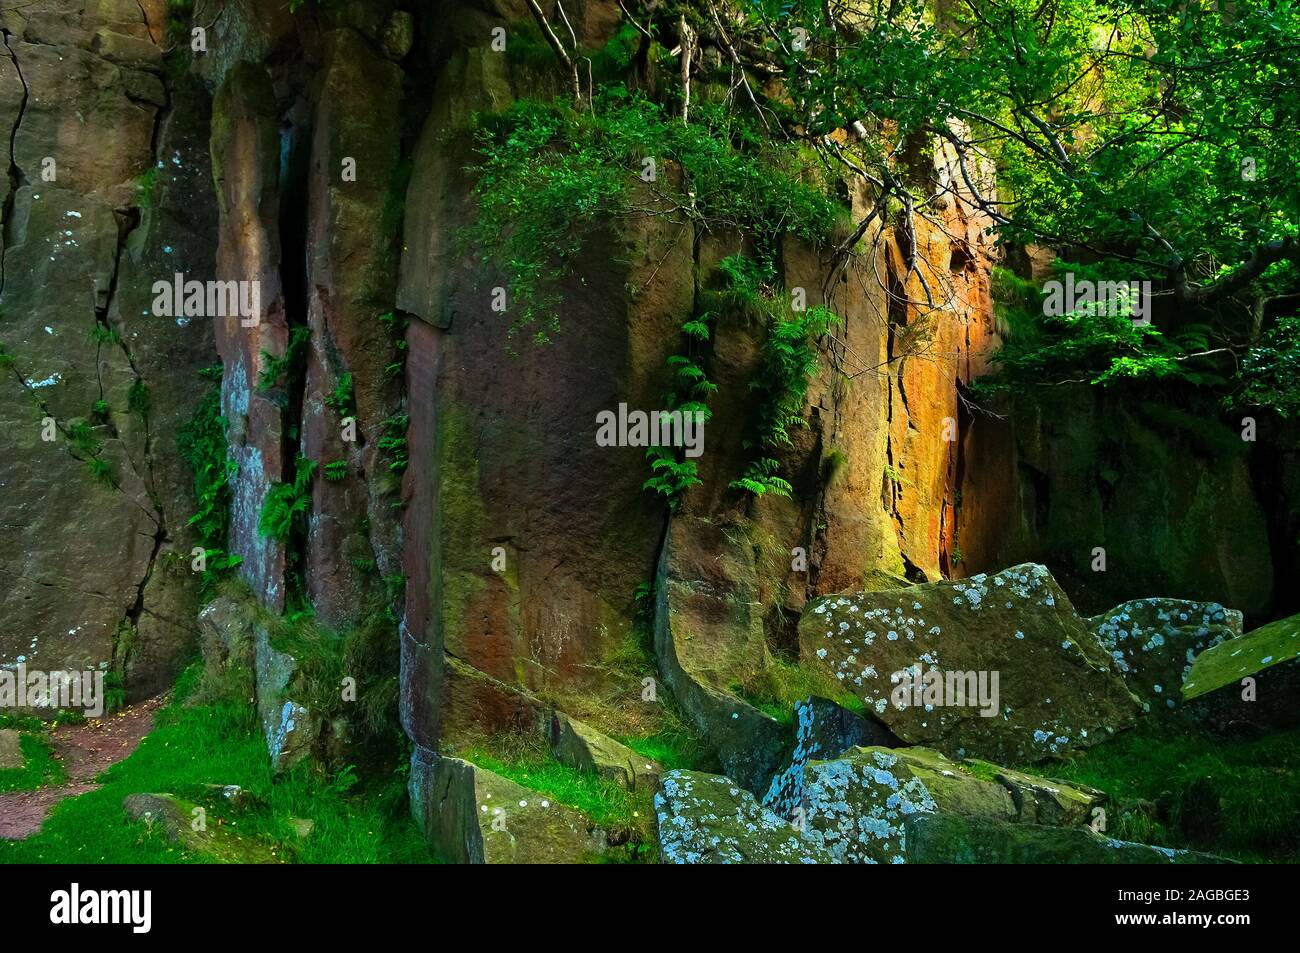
[466,91,840,342]
[977,262,1228,394]
[177,371,241,587]
[378,414,409,473]
[324,372,355,417]
[257,326,311,393]
[642,310,715,508]
[258,455,317,542]
[1233,316,1300,418]
[719,255,838,498]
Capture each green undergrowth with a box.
[732,659,868,726]
[1045,715,1300,863]
[0,664,434,864]
[0,732,66,793]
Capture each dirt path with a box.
[0,696,165,840]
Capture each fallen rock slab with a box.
[1182,611,1300,731]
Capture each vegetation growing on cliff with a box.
[178,367,241,588]
[466,92,841,344]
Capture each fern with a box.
[259,456,317,542]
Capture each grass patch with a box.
[1047,716,1300,863]
[0,733,66,792]
[0,664,435,864]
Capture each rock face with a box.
[409,751,610,865]
[961,391,1277,618]
[1088,598,1241,711]
[904,813,1235,864]
[800,565,1141,763]
[0,0,215,701]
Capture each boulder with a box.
[904,813,1236,864]
[1087,598,1241,711]
[661,746,1105,864]
[655,770,834,864]
[800,564,1141,763]
[0,729,23,770]
[549,712,661,792]
[800,746,1017,864]
[122,793,281,863]
[409,751,609,864]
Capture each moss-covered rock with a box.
[0,730,23,771]
[800,564,1141,763]
[654,516,788,791]
[409,750,610,864]
[1088,598,1241,711]
[903,812,1236,864]
[549,712,661,792]
[122,793,282,864]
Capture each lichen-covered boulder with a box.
[1181,612,1300,731]
[800,565,1141,763]
[903,813,1236,864]
[655,770,833,864]
[549,712,661,792]
[1087,598,1241,711]
[657,747,1106,864]
[410,751,609,864]
[761,696,897,821]
[800,747,1016,864]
